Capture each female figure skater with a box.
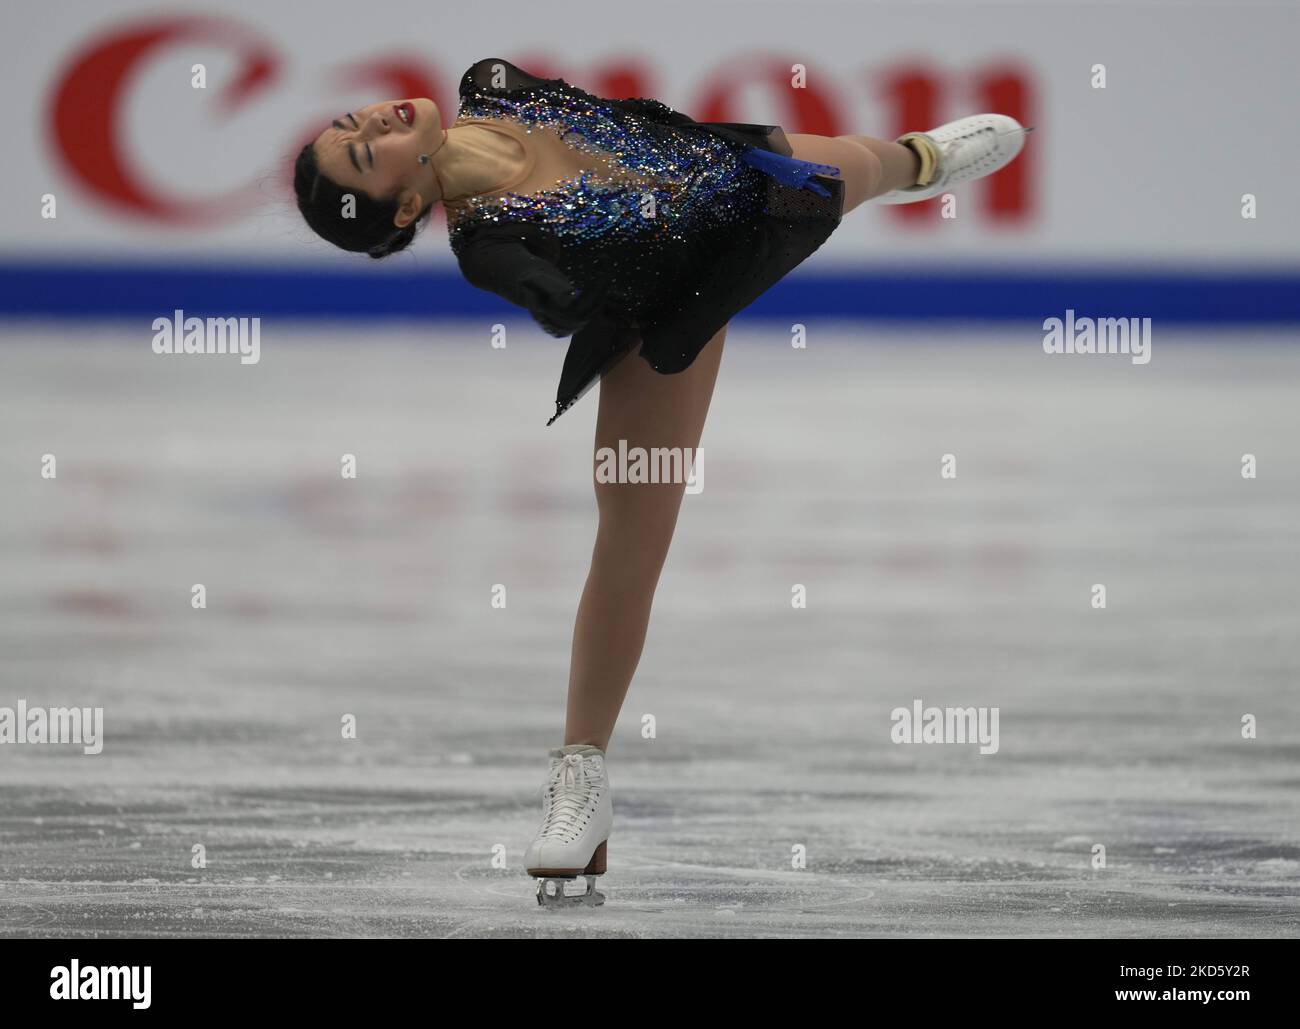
[295,57,1026,907]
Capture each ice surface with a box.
[1,322,1297,938]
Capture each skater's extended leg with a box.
[794,116,1030,210]
[564,325,726,751]
[785,133,920,213]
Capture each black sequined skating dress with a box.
[446,58,845,424]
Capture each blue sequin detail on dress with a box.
[449,89,759,241]
[447,79,841,321]
[738,147,841,199]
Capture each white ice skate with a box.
[525,744,612,909]
[874,114,1029,205]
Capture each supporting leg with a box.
[563,325,727,752]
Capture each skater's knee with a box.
[591,487,682,575]
[595,480,684,532]
[789,133,883,212]
[833,136,885,198]
[590,527,674,588]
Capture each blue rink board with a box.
[1,260,1297,323]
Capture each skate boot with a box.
[525,743,612,909]
[874,114,1028,204]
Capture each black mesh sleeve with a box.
[455,224,609,338]
[460,57,556,99]
[460,57,697,131]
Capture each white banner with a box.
[4,0,1297,267]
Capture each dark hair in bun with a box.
[294,142,433,258]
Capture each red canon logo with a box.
[47,17,1035,227]
[50,17,279,224]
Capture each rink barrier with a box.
[1,261,1297,322]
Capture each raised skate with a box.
[525,744,613,909]
[875,113,1029,204]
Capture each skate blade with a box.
[535,874,605,909]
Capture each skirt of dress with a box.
[549,121,844,425]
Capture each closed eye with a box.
[330,114,370,174]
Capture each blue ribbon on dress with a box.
[739,147,841,199]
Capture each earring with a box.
[417,153,431,165]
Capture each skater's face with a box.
[313,98,443,222]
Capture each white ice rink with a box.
[1,322,1297,937]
